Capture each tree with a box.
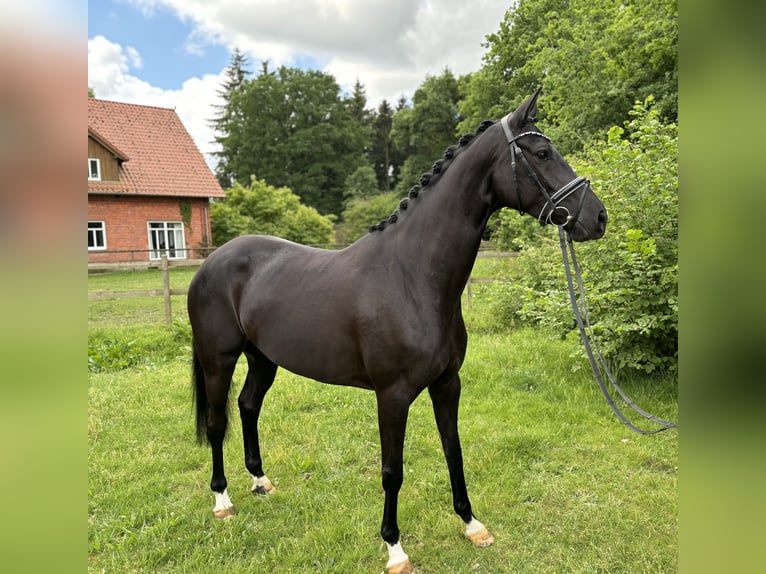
[346,78,370,124]
[216,48,250,104]
[209,48,251,187]
[343,165,380,205]
[370,99,395,192]
[458,0,677,155]
[209,176,334,246]
[391,69,465,196]
[216,66,368,216]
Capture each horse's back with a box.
[190,235,331,300]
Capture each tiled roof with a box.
[88,126,130,161]
[88,98,225,198]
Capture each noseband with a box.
[500,114,588,228]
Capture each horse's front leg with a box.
[428,373,495,547]
[377,388,414,574]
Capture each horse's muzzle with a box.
[567,206,607,242]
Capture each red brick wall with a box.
[88,195,213,263]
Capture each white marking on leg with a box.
[465,517,486,537]
[250,474,275,494]
[213,489,234,513]
[385,541,409,569]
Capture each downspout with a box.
[204,200,211,257]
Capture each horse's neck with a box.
[392,134,498,305]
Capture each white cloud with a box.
[125,46,143,69]
[88,35,225,170]
[124,0,162,18]
[89,0,511,167]
[120,0,509,103]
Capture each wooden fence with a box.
[464,250,517,306]
[88,250,518,324]
[88,256,191,324]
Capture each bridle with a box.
[500,114,589,228]
[501,113,678,435]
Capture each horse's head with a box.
[492,89,607,241]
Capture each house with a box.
[88,98,225,264]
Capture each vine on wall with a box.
[179,201,192,231]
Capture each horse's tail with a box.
[191,344,209,445]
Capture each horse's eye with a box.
[536,150,549,160]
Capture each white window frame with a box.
[147,221,187,260]
[88,158,101,181]
[88,221,107,251]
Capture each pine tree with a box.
[346,79,368,123]
[371,99,394,192]
[210,48,251,188]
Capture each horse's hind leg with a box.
[428,373,494,547]
[201,350,241,519]
[239,342,278,495]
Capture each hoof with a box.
[213,506,236,520]
[466,526,495,547]
[387,559,414,574]
[251,476,276,496]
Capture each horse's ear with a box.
[513,87,542,125]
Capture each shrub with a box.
[343,165,381,205]
[210,176,335,246]
[488,209,542,250]
[336,191,400,244]
[488,99,678,374]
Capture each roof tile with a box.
[87,98,225,198]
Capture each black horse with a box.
[188,90,607,573]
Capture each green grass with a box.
[89,268,197,329]
[88,267,677,573]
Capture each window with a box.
[88,221,106,250]
[148,221,186,260]
[88,158,101,181]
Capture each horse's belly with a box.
[245,306,371,389]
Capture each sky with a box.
[88,0,513,170]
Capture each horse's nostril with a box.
[598,209,607,230]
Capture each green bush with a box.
[210,176,335,246]
[488,99,678,374]
[336,191,400,244]
[343,165,381,204]
[487,209,542,250]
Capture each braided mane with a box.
[368,120,497,233]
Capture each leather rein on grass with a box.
[559,226,678,435]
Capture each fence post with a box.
[161,255,172,324]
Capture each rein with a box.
[558,227,678,434]
[500,112,678,434]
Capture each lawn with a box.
[88,262,677,573]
